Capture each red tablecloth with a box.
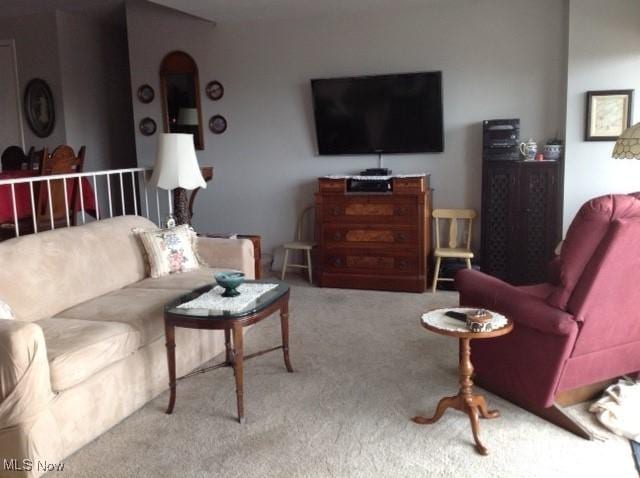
[0,171,96,223]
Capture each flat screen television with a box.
[311,71,443,155]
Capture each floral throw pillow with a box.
[0,300,15,320]
[134,225,200,278]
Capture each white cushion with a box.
[134,225,200,278]
[0,299,14,320]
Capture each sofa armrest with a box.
[0,320,53,426]
[0,321,62,476]
[455,269,578,337]
[197,237,255,279]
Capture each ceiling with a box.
[149,0,435,24]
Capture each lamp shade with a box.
[612,122,640,159]
[151,133,206,190]
[177,108,199,126]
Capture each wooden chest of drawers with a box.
[315,176,431,292]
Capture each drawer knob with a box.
[395,207,408,216]
[333,258,343,267]
[396,233,407,241]
[333,232,343,241]
[397,260,408,270]
[330,207,341,216]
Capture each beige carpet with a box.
[50,277,636,477]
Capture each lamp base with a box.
[173,187,191,226]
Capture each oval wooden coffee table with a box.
[164,280,293,424]
[412,308,513,455]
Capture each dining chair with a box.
[431,208,477,292]
[28,147,46,172]
[34,145,85,230]
[281,206,317,283]
[1,146,29,171]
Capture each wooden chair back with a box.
[36,145,85,227]
[433,208,476,250]
[28,147,47,172]
[296,206,315,242]
[1,146,29,171]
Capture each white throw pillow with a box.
[0,300,15,320]
[134,225,200,278]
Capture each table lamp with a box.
[151,133,206,226]
[612,122,640,159]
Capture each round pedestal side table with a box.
[412,308,513,455]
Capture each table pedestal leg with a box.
[412,338,499,455]
[280,302,293,373]
[232,324,245,424]
[165,323,176,414]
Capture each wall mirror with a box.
[159,51,204,150]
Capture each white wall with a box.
[0,13,67,148]
[56,11,136,172]
[563,0,640,229]
[127,0,567,256]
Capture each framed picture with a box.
[585,89,634,141]
[24,78,55,138]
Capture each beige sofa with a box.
[0,216,255,477]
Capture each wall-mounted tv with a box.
[311,71,443,155]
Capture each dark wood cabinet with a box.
[315,176,431,292]
[481,160,562,285]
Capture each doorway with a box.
[0,39,24,151]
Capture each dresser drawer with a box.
[324,250,419,275]
[322,197,417,224]
[392,177,426,194]
[323,225,418,246]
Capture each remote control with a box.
[444,311,467,322]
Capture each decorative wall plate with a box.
[137,84,155,103]
[205,81,224,101]
[209,114,228,134]
[24,78,55,138]
[139,117,157,136]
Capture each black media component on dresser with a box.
[480,160,562,285]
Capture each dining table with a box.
[0,170,96,224]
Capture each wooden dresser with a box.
[314,175,431,292]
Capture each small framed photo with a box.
[585,89,634,141]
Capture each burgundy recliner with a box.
[455,193,640,438]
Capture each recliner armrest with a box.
[455,269,578,337]
[196,237,255,279]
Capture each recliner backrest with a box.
[568,218,640,356]
[546,194,640,311]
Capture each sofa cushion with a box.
[126,267,229,290]
[0,215,155,322]
[38,318,141,391]
[54,288,191,346]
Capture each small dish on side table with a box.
[215,271,245,297]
